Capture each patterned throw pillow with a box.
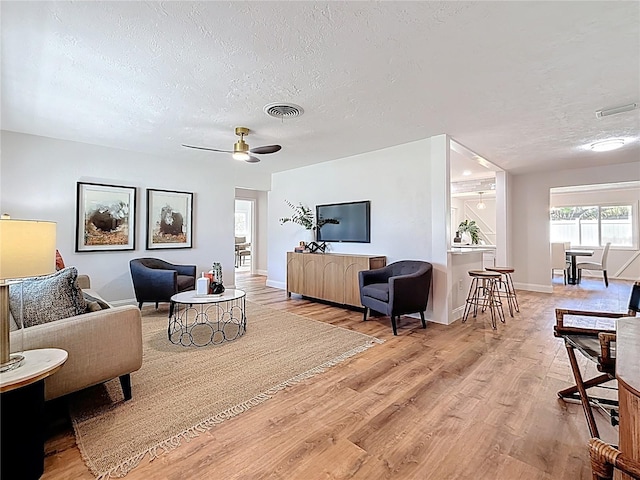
[9,267,87,328]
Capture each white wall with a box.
[1,131,271,302]
[512,162,640,292]
[266,135,452,323]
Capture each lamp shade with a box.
[0,219,57,280]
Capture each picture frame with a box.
[146,189,193,249]
[76,182,137,252]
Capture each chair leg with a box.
[561,344,600,438]
[420,311,426,329]
[603,270,608,288]
[505,273,519,313]
[363,307,368,322]
[155,302,159,309]
[391,315,398,336]
[138,302,143,310]
[119,374,132,401]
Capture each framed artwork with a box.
[76,182,137,252]
[146,189,193,249]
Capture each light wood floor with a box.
[42,274,630,480]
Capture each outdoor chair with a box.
[553,281,640,438]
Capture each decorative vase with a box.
[211,262,223,284]
[210,262,225,294]
[453,231,462,243]
[461,231,472,245]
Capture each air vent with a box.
[263,102,304,119]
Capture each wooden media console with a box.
[286,252,386,307]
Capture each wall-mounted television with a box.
[316,200,371,243]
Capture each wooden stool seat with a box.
[468,270,501,278]
[486,266,519,316]
[462,270,505,329]
[486,266,515,274]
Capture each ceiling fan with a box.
[182,126,281,163]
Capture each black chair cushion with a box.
[566,334,616,360]
[362,283,389,302]
[177,275,195,292]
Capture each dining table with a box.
[565,248,594,285]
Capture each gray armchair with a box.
[129,258,196,315]
[359,260,433,335]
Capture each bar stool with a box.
[462,270,505,329]
[485,266,519,317]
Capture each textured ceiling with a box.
[2,1,639,177]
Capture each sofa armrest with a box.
[10,305,143,401]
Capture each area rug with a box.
[69,301,383,479]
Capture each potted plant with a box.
[279,200,338,243]
[457,219,480,244]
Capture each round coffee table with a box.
[169,289,246,346]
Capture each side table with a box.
[0,348,68,480]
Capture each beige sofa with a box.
[10,275,143,401]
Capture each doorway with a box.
[234,199,254,273]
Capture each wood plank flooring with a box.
[42,274,630,479]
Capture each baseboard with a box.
[266,279,286,290]
[450,305,465,323]
[513,282,552,294]
[255,269,268,276]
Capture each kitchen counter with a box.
[448,246,495,254]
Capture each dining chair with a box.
[551,242,570,284]
[577,242,611,287]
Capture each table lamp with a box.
[0,218,56,372]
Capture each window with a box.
[550,205,633,247]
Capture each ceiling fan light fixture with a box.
[590,139,625,152]
[232,151,250,161]
[233,134,250,161]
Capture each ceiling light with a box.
[590,139,625,152]
[476,192,486,210]
[232,152,250,161]
[462,170,471,176]
[595,103,638,119]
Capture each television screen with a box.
[316,201,370,243]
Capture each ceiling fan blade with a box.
[182,144,233,153]
[245,155,261,163]
[249,144,281,154]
